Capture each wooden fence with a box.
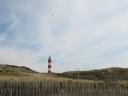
[0,80,127,96]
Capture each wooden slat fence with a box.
[0,81,127,96]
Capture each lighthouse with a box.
[48,56,52,73]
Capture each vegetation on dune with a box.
[0,64,128,82]
[57,67,128,80]
[0,64,74,82]
[0,65,128,95]
[0,64,36,73]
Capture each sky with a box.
[0,0,128,72]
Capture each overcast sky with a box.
[0,0,128,72]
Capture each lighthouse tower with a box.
[48,56,52,73]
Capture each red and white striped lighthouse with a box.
[48,56,52,73]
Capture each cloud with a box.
[0,0,128,72]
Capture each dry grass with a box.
[0,72,103,84]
